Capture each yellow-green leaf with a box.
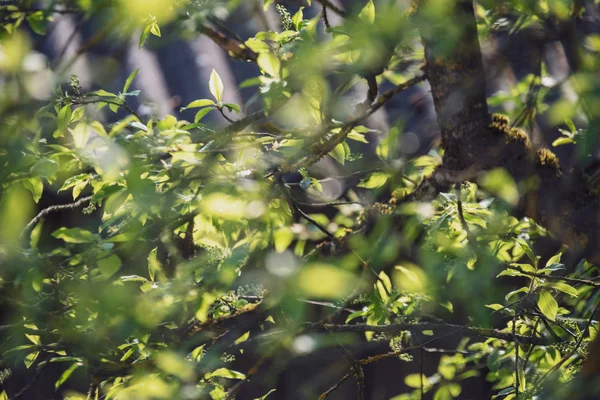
[537,289,558,321]
[257,52,281,79]
[98,254,122,278]
[274,227,293,253]
[209,69,224,103]
[358,0,375,23]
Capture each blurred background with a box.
[1,0,599,399]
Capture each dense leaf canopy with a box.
[1,1,600,399]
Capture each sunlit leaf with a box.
[358,0,375,23]
[98,254,122,278]
[537,289,558,321]
[55,363,81,390]
[123,68,140,93]
[52,227,99,243]
[295,263,357,299]
[205,367,246,380]
[478,168,519,206]
[257,52,281,79]
[209,69,224,103]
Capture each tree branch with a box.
[20,196,93,241]
[304,321,553,346]
[200,25,257,62]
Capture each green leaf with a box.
[195,107,215,123]
[546,252,562,267]
[542,282,579,298]
[296,263,357,299]
[223,103,241,113]
[497,264,535,278]
[24,351,39,369]
[329,143,346,165]
[139,24,152,48]
[90,89,118,98]
[148,247,162,282]
[257,52,281,79]
[26,12,48,35]
[71,123,90,148]
[405,373,428,389]
[205,367,246,380]
[345,310,367,323]
[292,7,304,30]
[71,106,85,123]
[23,177,44,203]
[552,137,574,147]
[55,363,80,390]
[123,68,140,93]
[537,289,558,321]
[539,263,565,273]
[30,159,59,179]
[209,69,224,103]
[485,304,505,311]
[59,173,91,193]
[239,77,261,88]
[358,0,375,23]
[52,227,99,243]
[182,99,216,110]
[150,22,161,37]
[505,287,528,301]
[514,239,537,265]
[56,105,72,134]
[358,172,389,189]
[254,389,276,400]
[273,227,293,253]
[30,217,43,249]
[347,130,369,143]
[49,356,83,363]
[478,168,519,206]
[98,254,122,278]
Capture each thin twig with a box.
[218,107,235,123]
[506,266,600,288]
[200,25,258,62]
[513,315,520,399]
[21,196,93,240]
[322,4,331,30]
[534,298,600,389]
[314,0,347,17]
[455,183,471,236]
[77,98,142,121]
[304,321,554,345]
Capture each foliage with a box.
[0,0,599,399]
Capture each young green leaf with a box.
[150,22,161,37]
[195,107,215,123]
[273,227,293,253]
[358,0,375,23]
[329,143,346,165]
[292,7,304,30]
[139,24,152,48]
[257,52,281,79]
[209,69,224,103]
[542,282,579,298]
[55,363,80,390]
[182,99,216,111]
[537,289,558,321]
[123,68,140,93]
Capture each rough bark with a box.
[416,0,600,390]
[419,0,492,170]
[416,0,600,266]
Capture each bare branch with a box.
[21,196,93,241]
[304,321,554,346]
